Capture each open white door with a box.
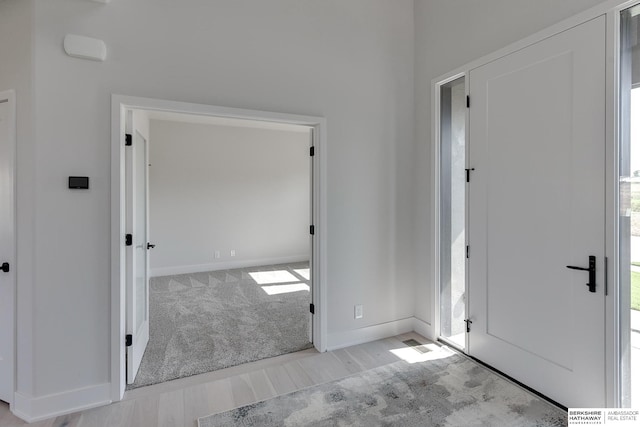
[308,129,314,343]
[125,128,151,384]
[468,16,606,407]
[0,91,15,404]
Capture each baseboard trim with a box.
[13,383,111,423]
[412,317,435,341]
[326,317,414,351]
[150,255,310,277]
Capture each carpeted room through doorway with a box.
[127,262,313,390]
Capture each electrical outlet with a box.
[214,251,220,259]
[230,249,236,257]
[355,304,363,319]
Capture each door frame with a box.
[611,0,640,407]
[110,95,327,401]
[432,72,469,352]
[0,89,16,406]
[430,0,640,408]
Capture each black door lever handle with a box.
[147,243,156,250]
[566,265,590,272]
[566,255,596,293]
[1,262,8,273]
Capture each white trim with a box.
[150,255,310,277]
[607,3,622,409]
[111,94,328,402]
[326,318,414,351]
[0,90,16,408]
[431,78,441,346]
[12,384,111,423]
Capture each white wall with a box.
[413,0,611,331]
[148,120,310,276]
[15,0,415,414]
[10,0,619,418]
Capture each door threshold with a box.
[438,341,567,412]
[437,336,465,352]
[123,346,318,400]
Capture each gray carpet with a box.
[128,262,313,389]
[198,345,567,427]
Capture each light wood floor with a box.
[0,332,431,427]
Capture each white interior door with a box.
[0,91,15,404]
[468,16,606,408]
[126,129,150,384]
[308,129,314,343]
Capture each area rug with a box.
[198,347,567,427]
[128,263,312,389]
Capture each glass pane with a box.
[440,76,466,348]
[135,132,148,332]
[620,6,640,408]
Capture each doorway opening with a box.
[125,109,313,389]
[437,76,467,350]
[111,96,326,399]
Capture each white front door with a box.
[126,129,150,384]
[0,91,15,404]
[468,16,606,407]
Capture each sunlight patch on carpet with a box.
[262,283,310,295]
[249,270,299,284]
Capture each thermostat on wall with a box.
[69,176,89,189]
[63,34,107,62]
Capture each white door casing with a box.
[468,16,606,407]
[0,91,16,404]
[112,95,327,400]
[125,127,150,384]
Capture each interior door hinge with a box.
[464,319,473,333]
[466,245,469,259]
[310,303,315,314]
[125,234,133,246]
[126,334,132,347]
[125,133,132,146]
[465,168,475,183]
[310,146,315,157]
[310,225,315,235]
[466,95,470,108]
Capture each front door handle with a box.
[147,243,156,250]
[566,255,596,293]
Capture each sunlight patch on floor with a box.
[262,283,310,295]
[390,343,454,363]
[294,268,311,280]
[249,270,299,285]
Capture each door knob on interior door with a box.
[566,255,596,293]
[1,262,9,273]
[147,243,156,250]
